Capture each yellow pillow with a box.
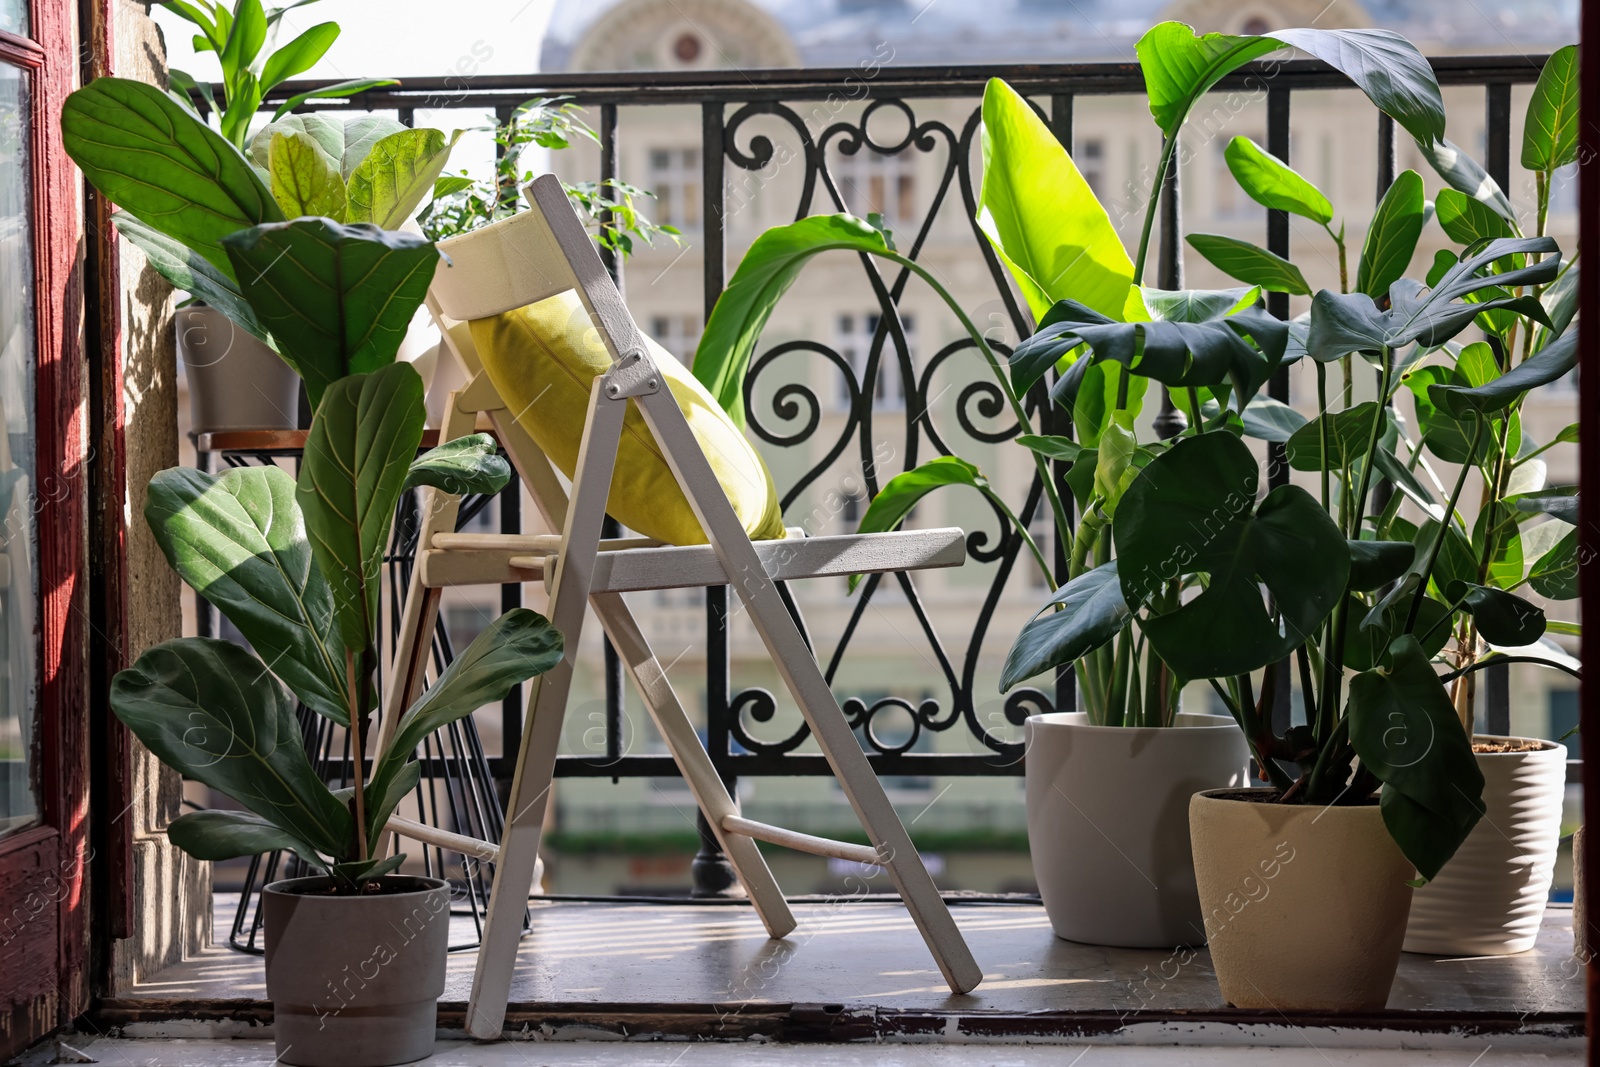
[469,291,786,547]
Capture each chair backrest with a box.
[430,174,650,374]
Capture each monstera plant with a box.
[109,220,561,885]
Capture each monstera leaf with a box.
[111,638,352,861]
[145,465,351,726]
[1430,326,1578,417]
[61,77,283,277]
[1307,237,1557,360]
[297,363,428,661]
[1113,432,1349,680]
[1000,562,1130,691]
[222,218,440,410]
[1348,635,1485,881]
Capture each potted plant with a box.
[686,20,1453,953]
[110,217,564,1066]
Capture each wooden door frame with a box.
[0,0,94,1056]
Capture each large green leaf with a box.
[976,78,1133,321]
[1415,137,1517,226]
[111,638,352,860]
[1013,296,1288,411]
[1348,539,1416,593]
[1430,326,1577,417]
[1348,635,1484,881]
[1000,561,1129,692]
[222,218,440,410]
[250,113,408,180]
[346,128,463,230]
[1523,45,1579,172]
[297,363,428,658]
[1308,237,1556,360]
[61,77,282,278]
[146,465,351,726]
[364,609,563,844]
[1113,432,1349,681]
[1435,188,1513,245]
[268,130,347,220]
[1137,23,1444,145]
[1186,234,1310,295]
[112,213,268,342]
[1446,581,1545,645]
[1222,136,1332,223]
[1355,170,1425,299]
[1284,401,1394,473]
[1137,285,1258,323]
[259,21,339,92]
[166,809,324,868]
[1530,529,1579,600]
[693,214,914,428]
[405,434,513,496]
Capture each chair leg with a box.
[467,383,624,1040]
[635,386,983,996]
[590,591,796,939]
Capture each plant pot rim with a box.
[263,874,449,900]
[1470,733,1565,756]
[1193,786,1381,810]
[1025,711,1236,733]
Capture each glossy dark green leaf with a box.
[1223,135,1332,222]
[61,77,282,278]
[222,218,440,410]
[1539,260,1579,341]
[1515,491,1578,524]
[977,77,1134,320]
[1348,539,1416,592]
[1522,45,1580,172]
[346,128,463,230]
[1414,136,1517,225]
[1430,326,1577,417]
[1434,187,1514,245]
[1137,23,1444,146]
[1343,592,1450,672]
[298,363,427,658]
[167,809,324,868]
[1237,395,1306,443]
[1355,170,1425,299]
[1405,366,1492,465]
[112,213,269,343]
[1308,237,1557,359]
[1186,234,1310,295]
[1001,562,1130,692]
[111,637,351,860]
[1348,634,1484,881]
[364,609,564,843]
[1114,432,1349,680]
[1447,581,1545,645]
[1284,401,1393,473]
[146,465,351,726]
[405,434,513,496]
[1530,529,1579,600]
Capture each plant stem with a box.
[985,488,1055,591]
[1315,363,1330,511]
[346,649,369,865]
[1185,386,1204,432]
[1133,134,1181,287]
[1442,655,1582,684]
[1405,413,1482,633]
[1324,222,1349,294]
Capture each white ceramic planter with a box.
[1190,789,1414,1010]
[177,305,301,433]
[1404,736,1567,956]
[1025,712,1249,948]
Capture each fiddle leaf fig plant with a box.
[112,222,562,890]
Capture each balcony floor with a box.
[93,894,1584,1056]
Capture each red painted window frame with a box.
[0,0,94,1054]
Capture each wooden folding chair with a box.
[379,173,984,1039]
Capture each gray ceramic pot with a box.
[263,875,451,1067]
[177,304,301,433]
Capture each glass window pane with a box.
[0,63,38,841]
[0,2,26,37]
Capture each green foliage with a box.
[1001,562,1130,692]
[1522,45,1580,172]
[1222,136,1332,223]
[1186,234,1310,295]
[1355,170,1425,298]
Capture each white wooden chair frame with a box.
[380,174,983,1039]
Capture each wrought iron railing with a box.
[207,54,1557,895]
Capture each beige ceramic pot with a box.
[1405,736,1567,955]
[1189,789,1414,1010]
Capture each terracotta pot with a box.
[1405,736,1566,955]
[176,305,301,433]
[1189,789,1414,1010]
[263,875,451,1067]
[1026,712,1249,947]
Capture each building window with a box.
[649,313,701,364]
[648,147,701,231]
[835,311,912,412]
[1077,137,1104,200]
[831,148,917,231]
[672,32,701,64]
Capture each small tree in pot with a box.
[109,219,564,1067]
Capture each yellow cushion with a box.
[469,291,786,547]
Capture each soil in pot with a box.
[263,875,451,1067]
[1404,735,1567,956]
[1190,789,1414,1011]
[1026,712,1249,948]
